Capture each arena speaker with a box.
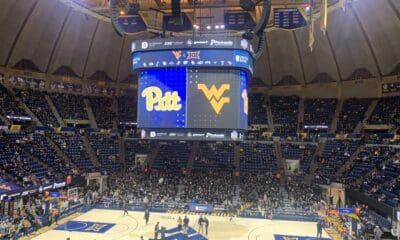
[127,3,140,15]
[109,0,124,36]
[171,0,183,25]
[240,0,256,11]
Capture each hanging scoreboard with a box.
[273,8,307,29]
[132,37,253,141]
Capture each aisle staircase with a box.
[234,143,241,172]
[146,143,161,166]
[45,95,65,127]
[266,96,275,132]
[118,136,126,167]
[186,141,199,170]
[20,102,42,126]
[84,98,98,129]
[297,97,304,132]
[112,98,118,129]
[329,99,343,133]
[335,145,363,178]
[274,140,286,182]
[81,134,100,167]
[304,139,327,184]
[354,99,378,133]
[271,187,318,217]
[45,136,79,172]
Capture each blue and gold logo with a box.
[197,83,230,114]
[141,86,182,112]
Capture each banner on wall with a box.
[0,178,22,194]
[0,181,66,200]
[189,203,214,213]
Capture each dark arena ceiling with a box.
[0,0,399,86]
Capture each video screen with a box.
[137,67,248,140]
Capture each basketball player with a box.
[198,215,204,234]
[183,216,189,227]
[316,220,323,239]
[204,216,209,236]
[123,199,129,216]
[154,222,160,240]
[177,216,183,230]
[144,209,150,224]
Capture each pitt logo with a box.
[197,83,230,114]
[187,51,200,60]
[172,50,182,60]
[141,87,182,111]
[241,89,248,115]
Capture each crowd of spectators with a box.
[282,143,317,181]
[0,132,53,187]
[181,171,235,205]
[1,84,400,238]
[152,141,191,172]
[49,92,88,120]
[6,76,45,90]
[0,196,45,239]
[88,96,116,129]
[88,133,120,172]
[349,146,400,207]
[303,98,337,129]
[193,142,235,171]
[382,82,400,93]
[106,167,180,204]
[368,96,400,127]
[50,132,95,172]
[285,180,321,210]
[239,173,282,210]
[270,96,299,137]
[336,98,371,133]
[314,140,360,184]
[14,89,59,127]
[0,84,28,118]
[22,133,72,179]
[117,96,137,124]
[248,93,268,125]
[239,141,277,173]
[125,139,157,167]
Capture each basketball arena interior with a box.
[0,0,399,239]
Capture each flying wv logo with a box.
[197,83,230,114]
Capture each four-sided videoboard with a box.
[132,37,254,141]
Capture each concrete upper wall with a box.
[0,0,37,66]
[8,0,70,72]
[326,8,378,80]
[267,30,304,85]
[0,0,399,84]
[353,0,400,76]
[294,19,340,83]
[49,10,98,77]
[84,20,124,80]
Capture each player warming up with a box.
[198,215,204,234]
[154,222,160,240]
[177,216,182,230]
[204,216,209,236]
[144,208,150,224]
[123,199,129,216]
[316,220,323,239]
